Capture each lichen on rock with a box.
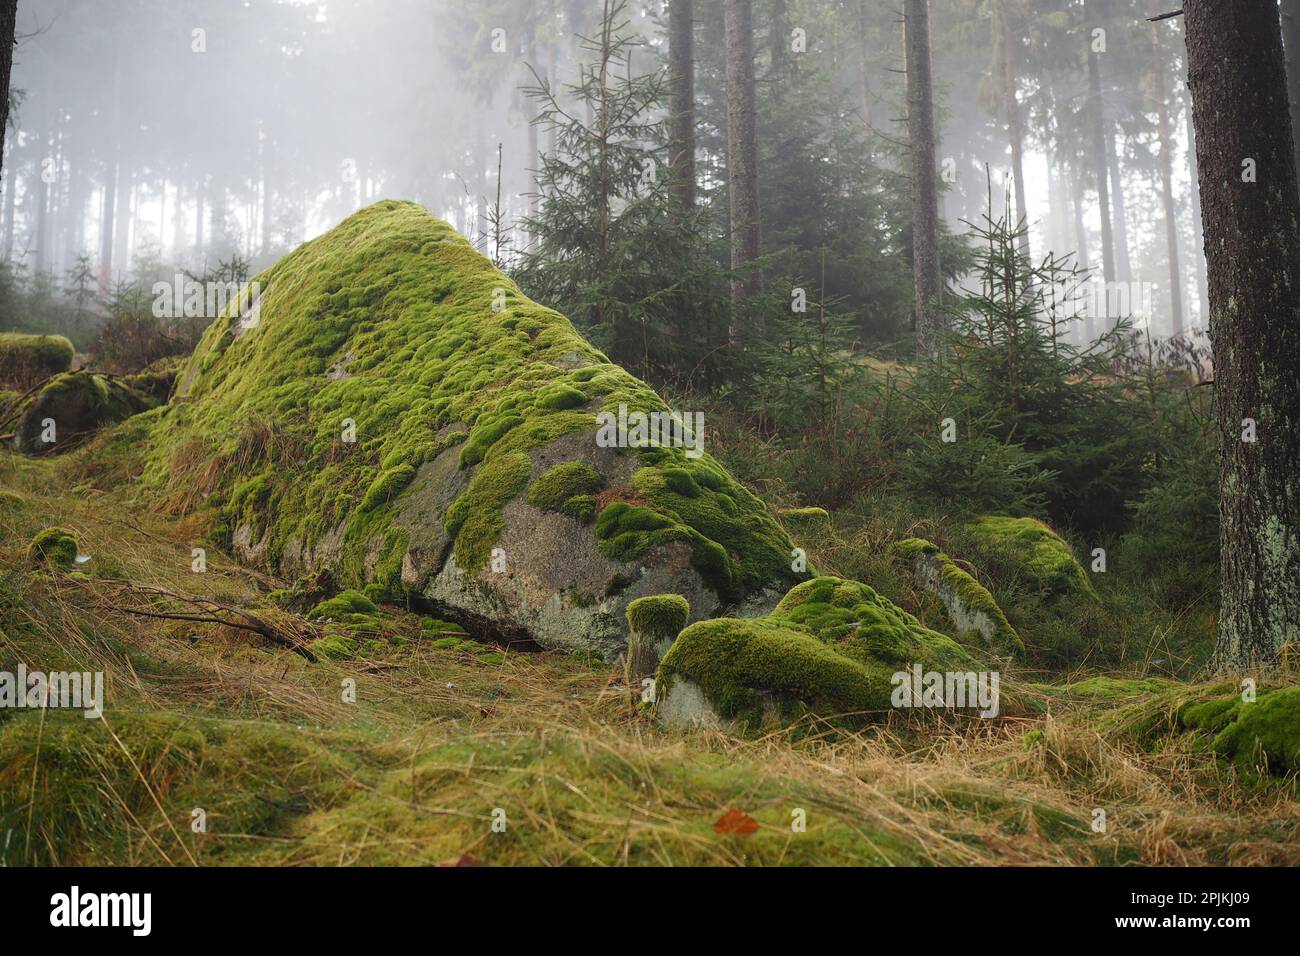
[146,201,804,655]
[655,575,981,731]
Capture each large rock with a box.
[148,201,804,656]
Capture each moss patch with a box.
[626,594,690,640]
[27,527,79,570]
[1181,686,1300,775]
[526,461,603,516]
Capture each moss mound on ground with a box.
[0,332,74,388]
[12,371,158,454]
[146,200,801,650]
[27,527,79,569]
[962,516,1096,599]
[657,576,981,730]
[893,537,1023,654]
[1180,686,1300,774]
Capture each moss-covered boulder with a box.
[146,201,804,656]
[893,537,1023,655]
[655,576,981,731]
[12,371,159,454]
[962,516,1096,599]
[0,332,74,388]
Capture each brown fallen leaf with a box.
[437,852,480,867]
[713,809,759,835]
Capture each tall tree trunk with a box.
[1105,121,1132,279]
[906,0,943,355]
[724,0,761,338]
[1068,160,1093,340]
[994,0,1029,259]
[668,0,695,215]
[856,0,873,136]
[1088,48,1116,290]
[1184,0,1300,668]
[1152,21,1184,338]
[1183,89,1209,328]
[1283,0,1300,178]
[0,0,17,180]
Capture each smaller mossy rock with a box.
[625,594,690,680]
[0,332,74,387]
[28,527,79,570]
[893,537,1023,655]
[656,576,980,732]
[962,516,1096,599]
[779,506,832,536]
[13,371,158,455]
[1180,686,1300,775]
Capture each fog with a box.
[2,0,1206,332]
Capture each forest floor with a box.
[1,449,1298,867]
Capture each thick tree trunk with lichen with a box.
[724,0,761,340]
[668,0,695,215]
[906,0,943,355]
[1184,0,1300,669]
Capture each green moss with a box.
[536,384,587,411]
[893,537,1023,654]
[361,463,417,511]
[626,594,690,641]
[444,451,532,571]
[28,527,79,570]
[526,461,602,512]
[0,332,74,385]
[658,576,980,729]
[308,590,378,620]
[1184,687,1300,774]
[1055,676,1176,699]
[962,516,1096,599]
